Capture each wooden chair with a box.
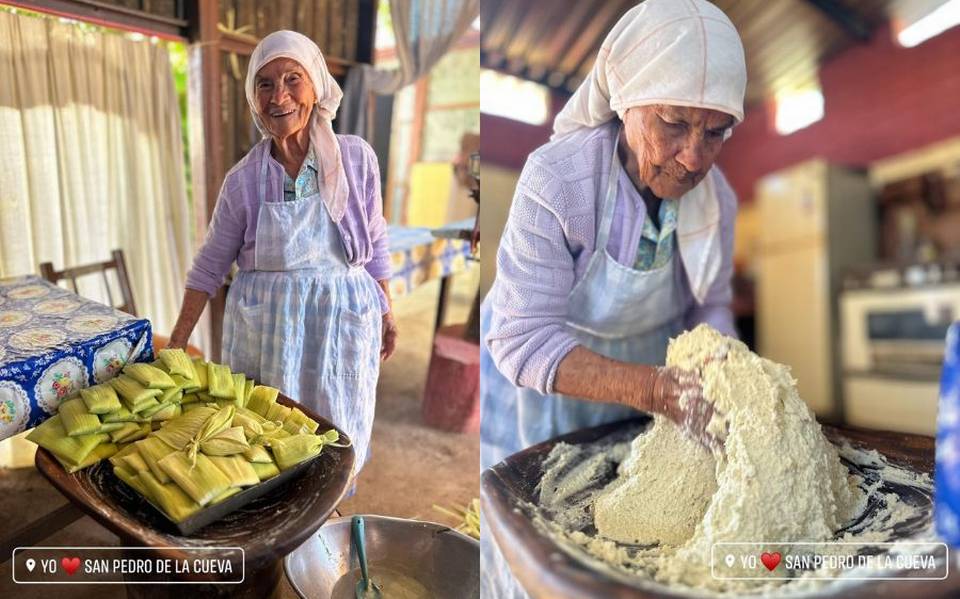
[38,249,202,357]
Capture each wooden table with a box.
[481,417,954,599]
[34,394,354,598]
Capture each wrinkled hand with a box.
[381,312,398,361]
[651,367,725,452]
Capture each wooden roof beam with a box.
[804,0,872,42]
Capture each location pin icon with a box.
[25,558,35,572]
[724,554,735,568]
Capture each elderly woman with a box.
[167,30,397,475]
[482,0,745,593]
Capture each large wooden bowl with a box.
[35,393,354,577]
[481,416,953,599]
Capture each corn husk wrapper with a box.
[140,402,181,422]
[243,444,272,463]
[158,348,197,379]
[121,450,150,473]
[180,392,200,405]
[137,436,178,484]
[282,407,320,435]
[124,363,176,389]
[55,442,118,473]
[153,406,218,450]
[211,486,242,504]
[102,405,137,423]
[110,375,163,411]
[158,451,232,506]
[114,465,152,498]
[209,455,259,487]
[246,385,279,417]
[192,359,209,391]
[171,373,200,393]
[244,379,255,403]
[58,398,102,437]
[233,411,263,440]
[270,430,339,471]
[80,384,122,414]
[109,442,140,467]
[251,460,280,481]
[232,373,247,407]
[207,363,234,399]
[138,470,203,522]
[159,386,184,405]
[27,416,108,467]
[97,421,127,433]
[200,426,249,456]
[109,422,148,443]
[265,402,292,424]
[183,405,235,466]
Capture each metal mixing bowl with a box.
[284,515,480,598]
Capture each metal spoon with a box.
[352,515,383,598]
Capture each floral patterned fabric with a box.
[281,146,320,202]
[633,198,678,271]
[0,276,152,441]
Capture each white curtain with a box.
[340,0,480,136]
[0,10,202,349]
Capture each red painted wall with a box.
[718,22,960,203]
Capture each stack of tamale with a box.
[27,349,342,523]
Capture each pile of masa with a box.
[539,325,932,594]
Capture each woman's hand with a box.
[381,312,398,361]
[649,366,724,451]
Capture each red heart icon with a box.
[61,557,81,576]
[760,552,781,571]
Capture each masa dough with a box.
[593,324,865,588]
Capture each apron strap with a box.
[595,125,623,252]
[259,142,270,204]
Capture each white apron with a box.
[222,148,382,472]
[480,129,685,597]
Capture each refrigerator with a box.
[755,159,876,421]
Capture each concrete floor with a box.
[0,266,481,598]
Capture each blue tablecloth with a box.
[387,219,474,297]
[0,276,153,442]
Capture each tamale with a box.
[80,384,122,414]
[121,451,150,473]
[251,460,280,481]
[56,442,118,473]
[282,407,320,435]
[96,421,127,433]
[138,470,203,522]
[140,402,180,421]
[158,348,197,379]
[243,444,272,463]
[136,436,178,484]
[192,358,209,391]
[207,363,235,399]
[245,379,255,403]
[183,406,235,464]
[124,363,176,389]
[208,455,259,487]
[232,373,247,407]
[159,386,184,405]
[265,402,292,423]
[102,405,137,423]
[232,410,263,440]
[109,422,144,443]
[27,416,109,468]
[158,451,232,506]
[114,465,151,498]
[59,398,102,437]
[110,375,163,411]
[109,442,140,467]
[210,486,242,504]
[171,373,200,393]
[246,385,279,417]
[153,406,218,450]
[200,426,249,456]
[270,433,333,470]
[180,392,200,405]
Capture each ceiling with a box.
[481,0,926,107]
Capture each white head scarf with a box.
[552,0,746,304]
[246,30,349,223]
[553,0,746,138]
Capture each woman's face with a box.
[254,57,317,141]
[622,104,735,199]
